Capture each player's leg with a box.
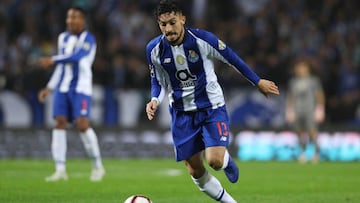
[294,116,307,163]
[205,146,238,183]
[296,129,307,163]
[308,129,320,163]
[202,106,239,183]
[186,152,237,203]
[46,92,69,181]
[74,93,105,181]
[305,113,320,163]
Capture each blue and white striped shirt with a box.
[47,30,96,96]
[146,28,260,111]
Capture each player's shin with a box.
[51,129,67,172]
[191,171,237,203]
[79,128,103,169]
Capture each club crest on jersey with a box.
[188,50,199,63]
[218,39,226,50]
[176,55,186,65]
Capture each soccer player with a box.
[286,60,325,163]
[145,0,280,202]
[38,7,105,182]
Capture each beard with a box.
[165,28,184,45]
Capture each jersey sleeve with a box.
[146,40,165,104]
[52,32,96,64]
[194,29,260,85]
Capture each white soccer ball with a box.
[124,195,153,203]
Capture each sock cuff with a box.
[191,170,210,183]
[221,150,230,169]
[53,129,66,135]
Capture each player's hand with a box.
[146,100,158,120]
[38,57,54,69]
[257,79,280,97]
[38,88,51,103]
[314,105,325,123]
[285,108,295,124]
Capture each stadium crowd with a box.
[0,0,359,126]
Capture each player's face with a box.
[294,63,310,77]
[66,9,85,34]
[158,12,186,46]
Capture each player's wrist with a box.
[151,97,159,105]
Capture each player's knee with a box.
[185,162,205,178]
[75,119,90,132]
[76,125,88,132]
[55,116,67,129]
[207,158,223,171]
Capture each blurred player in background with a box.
[38,6,105,182]
[145,0,279,202]
[286,60,325,163]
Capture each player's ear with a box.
[180,14,186,25]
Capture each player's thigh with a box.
[170,108,204,161]
[52,91,70,118]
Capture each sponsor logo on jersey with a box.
[163,58,171,63]
[188,50,199,63]
[175,69,197,88]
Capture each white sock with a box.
[221,150,230,169]
[80,128,103,169]
[52,129,66,172]
[192,171,237,203]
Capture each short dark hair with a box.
[154,0,183,18]
[69,6,87,18]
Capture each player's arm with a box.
[198,29,279,96]
[145,43,165,120]
[146,65,162,121]
[52,34,95,64]
[314,80,325,123]
[285,84,295,123]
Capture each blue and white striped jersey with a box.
[46,30,96,96]
[146,28,260,111]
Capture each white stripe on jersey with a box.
[59,64,73,92]
[150,41,168,104]
[189,31,225,110]
[59,35,77,93]
[76,33,95,95]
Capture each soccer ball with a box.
[124,195,152,203]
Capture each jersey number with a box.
[216,122,229,136]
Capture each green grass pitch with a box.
[0,159,359,203]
